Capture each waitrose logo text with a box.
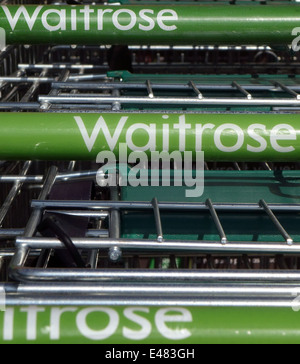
[75,114,299,156]
[0,306,193,343]
[1,5,178,32]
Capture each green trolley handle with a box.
[0,112,300,161]
[1,4,300,45]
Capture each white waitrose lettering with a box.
[2,5,43,31]
[270,124,296,153]
[75,114,298,155]
[41,9,66,32]
[1,306,194,342]
[1,6,179,32]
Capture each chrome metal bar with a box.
[189,80,203,99]
[24,166,58,237]
[206,198,227,244]
[6,282,300,297]
[51,81,300,93]
[0,170,98,183]
[0,77,54,83]
[0,102,40,109]
[0,229,24,237]
[40,69,70,111]
[46,210,108,218]
[274,81,300,100]
[111,89,121,112]
[9,166,58,281]
[0,228,108,238]
[232,81,252,100]
[31,200,300,212]
[68,74,107,81]
[152,198,164,243]
[9,266,300,283]
[259,199,293,245]
[108,186,122,262]
[146,80,154,99]
[20,69,49,103]
[18,64,97,70]
[39,95,300,106]
[0,161,31,227]
[3,295,297,308]
[15,237,300,254]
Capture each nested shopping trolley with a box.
[2,0,300,343]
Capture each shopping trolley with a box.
[1,0,300,344]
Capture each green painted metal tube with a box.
[1,5,300,45]
[1,305,300,344]
[1,112,300,162]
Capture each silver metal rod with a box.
[47,210,108,218]
[189,80,203,99]
[3,295,297,308]
[111,89,121,111]
[6,282,300,297]
[21,69,49,103]
[39,95,300,106]
[108,186,122,262]
[232,81,252,100]
[0,229,24,237]
[40,70,70,111]
[206,198,227,244]
[10,267,300,283]
[19,64,97,70]
[50,81,300,93]
[0,161,31,227]
[259,199,293,245]
[0,170,98,184]
[30,200,300,212]
[109,210,120,240]
[152,198,163,243]
[274,81,300,100]
[0,102,40,109]
[9,166,58,281]
[146,80,154,99]
[15,237,300,254]
[68,74,107,81]
[0,228,108,238]
[87,249,99,269]
[24,166,58,237]
[0,77,54,83]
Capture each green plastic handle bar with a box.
[1,305,300,344]
[1,4,300,45]
[0,112,300,162]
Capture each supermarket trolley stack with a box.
[1,0,300,343]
